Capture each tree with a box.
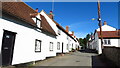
[78,34,91,49]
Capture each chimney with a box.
[72,31,74,36]
[35,8,38,12]
[66,26,69,32]
[104,21,107,25]
[49,11,54,19]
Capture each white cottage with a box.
[91,21,120,54]
[0,2,80,66]
[0,2,57,66]
[40,10,79,53]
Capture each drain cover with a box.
[76,61,80,62]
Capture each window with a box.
[67,44,69,50]
[104,40,107,44]
[104,39,111,45]
[35,39,41,52]
[57,42,60,50]
[67,36,69,40]
[36,18,41,28]
[58,29,61,35]
[108,40,111,45]
[49,42,53,51]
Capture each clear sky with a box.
[25,2,118,38]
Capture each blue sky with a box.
[25,2,118,38]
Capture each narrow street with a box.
[33,50,111,67]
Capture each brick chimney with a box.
[49,11,54,19]
[72,31,74,36]
[104,21,107,25]
[66,26,69,32]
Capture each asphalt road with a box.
[33,50,106,67]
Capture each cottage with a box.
[89,21,120,54]
[0,2,80,66]
[40,10,79,54]
[0,2,57,66]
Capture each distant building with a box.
[88,21,120,54]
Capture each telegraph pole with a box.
[97,0,104,51]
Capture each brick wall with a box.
[103,46,120,67]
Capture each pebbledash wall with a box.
[103,46,120,67]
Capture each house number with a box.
[6,35,10,38]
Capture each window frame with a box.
[35,39,41,52]
[67,44,69,50]
[49,42,54,51]
[36,17,41,28]
[103,39,111,45]
[57,42,60,50]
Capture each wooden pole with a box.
[97,0,104,51]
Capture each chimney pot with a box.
[66,26,69,32]
[72,31,74,36]
[104,21,107,25]
[49,11,54,19]
[35,8,38,12]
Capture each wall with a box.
[0,17,56,65]
[40,11,77,53]
[103,46,120,67]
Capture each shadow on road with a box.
[79,49,97,54]
[92,54,117,68]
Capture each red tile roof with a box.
[42,11,76,41]
[2,2,37,26]
[2,2,56,36]
[97,30,120,38]
[40,14,57,36]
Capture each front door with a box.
[1,30,16,66]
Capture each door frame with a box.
[62,42,63,53]
[1,30,17,66]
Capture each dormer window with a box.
[67,36,69,40]
[58,29,61,35]
[36,18,41,28]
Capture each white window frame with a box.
[58,29,61,35]
[36,18,41,28]
[35,39,41,52]
[67,44,69,50]
[49,42,53,51]
[57,42,60,50]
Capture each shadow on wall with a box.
[0,53,2,66]
[91,54,117,68]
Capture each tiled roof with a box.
[2,2,37,26]
[46,12,76,41]
[97,30,120,38]
[40,14,57,36]
[2,2,56,36]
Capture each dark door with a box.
[62,42,63,53]
[2,30,16,66]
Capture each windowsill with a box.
[50,50,53,51]
[35,51,41,52]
